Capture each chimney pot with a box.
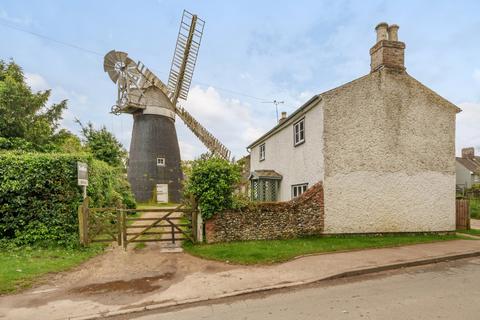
[388,24,399,41]
[370,22,406,72]
[375,22,389,42]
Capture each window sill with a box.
[294,140,305,147]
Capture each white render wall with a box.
[324,171,456,233]
[322,69,457,233]
[249,101,324,201]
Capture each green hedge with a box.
[0,152,135,247]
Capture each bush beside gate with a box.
[0,152,135,247]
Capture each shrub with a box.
[0,137,59,153]
[88,159,135,209]
[0,152,135,247]
[184,157,241,220]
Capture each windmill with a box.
[103,10,231,203]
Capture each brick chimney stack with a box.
[370,22,405,72]
[279,111,287,124]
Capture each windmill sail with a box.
[105,10,231,172]
[168,10,205,104]
[167,10,231,160]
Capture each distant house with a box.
[456,147,480,190]
[247,22,460,233]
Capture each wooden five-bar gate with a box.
[78,198,203,248]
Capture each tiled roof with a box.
[249,170,283,180]
[456,156,480,174]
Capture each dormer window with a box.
[259,143,266,161]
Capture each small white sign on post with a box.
[77,162,88,186]
[77,162,88,199]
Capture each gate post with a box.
[116,209,122,246]
[78,197,90,246]
[78,201,85,245]
[121,210,127,250]
[192,210,198,242]
[190,198,203,243]
[196,211,203,243]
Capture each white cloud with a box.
[177,86,269,159]
[179,140,200,161]
[456,102,480,155]
[0,9,32,26]
[25,73,49,91]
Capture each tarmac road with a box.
[124,257,480,320]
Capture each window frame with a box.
[291,183,308,199]
[157,157,166,167]
[293,118,305,147]
[259,143,266,161]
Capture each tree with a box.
[184,157,241,219]
[52,129,84,153]
[77,120,127,168]
[0,59,67,148]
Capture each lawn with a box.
[0,245,104,294]
[183,234,461,265]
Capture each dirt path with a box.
[0,242,235,309]
[0,209,234,310]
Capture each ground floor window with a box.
[291,183,308,199]
[249,170,282,202]
[251,179,279,202]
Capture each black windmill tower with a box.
[103,10,231,203]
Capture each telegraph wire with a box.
[0,19,103,56]
[0,18,274,103]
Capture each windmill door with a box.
[156,184,168,203]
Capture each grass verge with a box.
[457,229,480,236]
[183,234,461,265]
[0,244,104,294]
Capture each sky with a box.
[1,0,479,160]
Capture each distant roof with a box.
[456,156,480,174]
[248,170,282,180]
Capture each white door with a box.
[156,184,168,203]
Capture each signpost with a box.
[77,162,88,199]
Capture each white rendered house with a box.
[247,23,459,233]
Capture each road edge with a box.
[73,250,480,320]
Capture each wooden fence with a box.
[78,199,202,248]
[456,199,470,230]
